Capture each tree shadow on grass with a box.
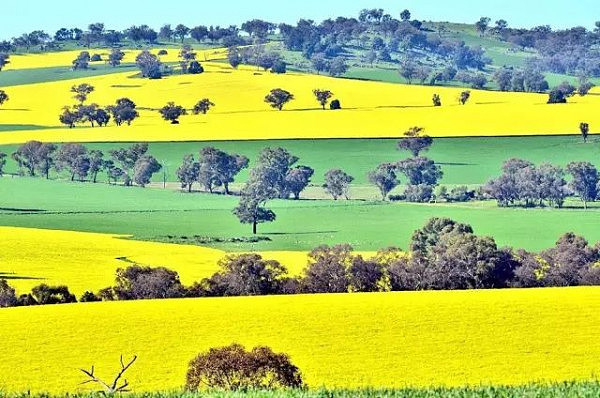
[0,272,43,281]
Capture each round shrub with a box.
[185,344,303,391]
[90,54,102,62]
[158,49,168,56]
[330,99,342,110]
[188,61,204,74]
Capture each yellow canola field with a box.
[3,47,229,70]
[0,226,372,295]
[0,287,599,393]
[1,60,600,144]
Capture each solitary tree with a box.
[368,163,399,200]
[72,51,90,70]
[106,98,139,126]
[285,166,314,200]
[323,169,354,200]
[400,9,411,21]
[233,195,276,234]
[265,88,294,111]
[174,24,190,43]
[398,127,433,157]
[159,102,187,124]
[313,89,334,110]
[432,94,442,107]
[132,155,162,187]
[458,90,471,105]
[71,83,94,104]
[192,98,215,115]
[580,122,590,143]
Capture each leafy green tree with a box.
[176,154,200,192]
[88,150,104,183]
[396,157,443,186]
[368,163,399,200]
[398,59,418,84]
[458,90,471,105]
[0,279,17,307]
[31,284,77,304]
[328,57,348,77]
[70,83,94,104]
[198,147,249,194]
[174,24,190,43]
[313,89,334,110]
[397,127,433,157]
[323,169,354,200]
[159,102,187,124]
[12,141,56,178]
[54,143,88,181]
[264,88,294,111]
[108,48,125,67]
[475,17,491,36]
[132,155,162,187]
[109,143,149,186]
[192,98,215,115]
[302,244,353,293]
[188,61,204,74]
[567,162,599,209]
[400,9,411,21]
[59,106,80,128]
[311,53,329,75]
[233,195,276,234]
[135,50,162,78]
[228,46,242,68]
[190,26,209,43]
[106,98,139,126]
[0,53,10,71]
[72,51,90,70]
[432,94,442,106]
[285,166,314,199]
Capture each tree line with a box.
[4,216,600,308]
[485,158,600,209]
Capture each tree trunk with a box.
[188,184,192,193]
[224,182,230,195]
[252,221,257,235]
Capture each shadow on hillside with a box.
[0,272,43,281]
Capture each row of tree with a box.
[485,158,600,209]
[7,141,161,186]
[4,217,599,308]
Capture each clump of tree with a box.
[12,140,57,178]
[72,51,90,70]
[265,89,294,110]
[186,344,303,391]
[107,48,125,67]
[580,122,590,143]
[99,264,186,300]
[548,81,576,104]
[368,163,399,200]
[71,83,94,104]
[109,143,161,186]
[458,90,471,105]
[566,161,599,209]
[485,159,569,208]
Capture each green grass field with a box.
[1,135,598,185]
[3,383,600,397]
[2,176,600,252]
[0,64,139,87]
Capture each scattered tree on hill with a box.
[264,88,294,111]
[0,90,8,106]
[106,98,139,126]
[159,102,187,124]
[186,344,303,391]
[176,154,200,192]
[323,169,354,200]
[475,17,491,36]
[190,26,209,43]
[368,163,399,200]
[566,162,599,209]
[12,141,56,178]
[458,90,471,105]
[197,147,249,195]
[580,122,590,143]
[111,265,186,300]
[88,150,104,183]
[398,59,418,84]
[396,156,443,202]
[192,98,215,115]
[432,94,441,107]
[107,48,125,67]
[313,89,334,110]
[188,61,204,74]
[311,53,329,75]
[31,284,76,304]
[548,81,576,104]
[159,24,174,41]
[302,244,353,293]
[71,83,94,104]
[72,51,90,70]
[397,127,433,157]
[400,9,411,21]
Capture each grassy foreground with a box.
[3,383,600,397]
[0,288,598,393]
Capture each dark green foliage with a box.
[0,279,17,307]
[31,284,77,304]
[136,50,162,78]
[106,98,139,126]
[159,102,187,124]
[265,88,294,110]
[368,163,399,200]
[323,169,354,200]
[192,98,215,115]
[112,265,186,300]
[0,89,8,106]
[79,291,101,302]
[186,344,303,391]
[397,127,433,157]
[312,89,333,110]
[330,99,341,110]
[188,61,204,74]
